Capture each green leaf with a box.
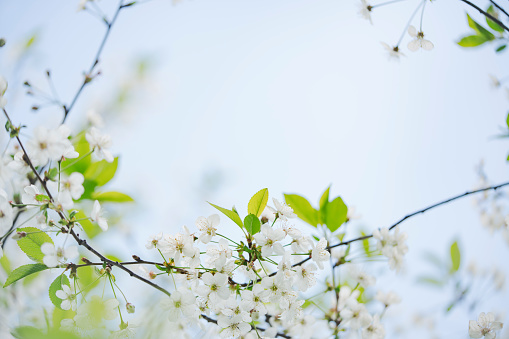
[91,191,134,203]
[284,194,319,227]
[4,264,48,287]
[506,112,509,129]
[11,326,44,339]
[496,44,507,52]
[209,202,244,229]
[416,275,445,287]
[49,274,70,310]
[17,227,54,263]
[457,35,489,47]
[486,6,504,33]
[324,197,348,232]
[318,186,330,225]
[247,188,269,217]
[244,214,261,235]
[35,194,50,202]
[450,241,461,273]
[84,157,118,187]
[467,14,495,40]
[361,231,372,257]
[62,133,91,174]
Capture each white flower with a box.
[381,42,404,60]
[373,226,408,271]
[138,265,157,280]
[489,75,501,89]
[469,312,503,338]
[22,184,45,205]
[8,151,30,173]
[311,237,330,269]
[0,76,7,108]
[375,290,400,307]
[86,127,113,162]
[51,173,85,200]
[160,287,198,321]
[87,109,104,127]
[160,229,195,264]
[349,266,376,288]
[26,126,72,166]
[293,263,317,292]
[341,302,372,330]
[41,243,79,267]
[109,321,139,339]
[362,314,385,339]
[272,198,297,220]
[221,298,252,323]
[196,272,230,301]
[196,214,219,244]
[358,0,373,24]
[0,189,13,233]
[91,200,108,231]
[145,232,163,249]
[253,224,285,257]
[217,314,251,338]
[407,26,434,51]
[74,295,119,330]
[56,285,77,311]
[240,284,268,315]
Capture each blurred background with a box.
[1,0,508,338]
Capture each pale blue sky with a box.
[1,0,508,338]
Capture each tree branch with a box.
[459,0,509,32]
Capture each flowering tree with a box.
[0,0,508,338]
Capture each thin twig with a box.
[459,0,509,32]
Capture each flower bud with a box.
[126,302,135,314]
[12,231,26,240]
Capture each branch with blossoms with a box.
[1,1,508,339]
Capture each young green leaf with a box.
[318,186,330,225]
[324,197,348,232]
[457,35,489,47]
[283,194,319,227]
[91,191,134,203]
[247,188,269,217]
[4,264,48,287]
[467,14,495,40]
[209,202,244,229]
[244,214,261,235]
[84,157,119,187]
[49,274,70,310]
[496,44,507,52]
[486,6,504,33]
[450,241,461,273]
[17,227,54,263]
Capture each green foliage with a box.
[458,12,499,48]
[247,188,269,217]
[450,241,461,273]
[62,134,91,174]
[52,307,75,332]
[416,276,445,287]
[486,6,504,33]
[4,264,48,287]
[0,254,11,273]
[285,186,348,233]
[91,191,134,203]
[17,227,53,263]
[209,202,244,230]
[49,274,70,310]
[12,326,83,339]
[244,214,261,235]
[324,197,348,232]
[284,194,319,227]
[496,44,506,52]
[318,186,330,225]
[84,157,119,187]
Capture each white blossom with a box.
[407,25,434,51]
[469,312,503,338]
[311,237,330,269]
[74,295,119,329]
[293,263,317,292]
[362,314,385,339]
[358,0,373,24]
[196,214,219,244]
[41,243,78,267]
[22,184,45,205]
[253,224,285,257]
[0,189,13,233]
[349,266,376,288]
[91,200,108,231]
[160,287,198,321]
[217,314,251,338]
[86,127,114,163]
[56,285,77,311]
[381,42,404,60]
[145,232,163,249]
[196,272,230,301]
[271,198,297,220]
[375,290,401,307]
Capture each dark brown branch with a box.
[62,0,128,123]
[489,0,509,19]
[459,0,509,32]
